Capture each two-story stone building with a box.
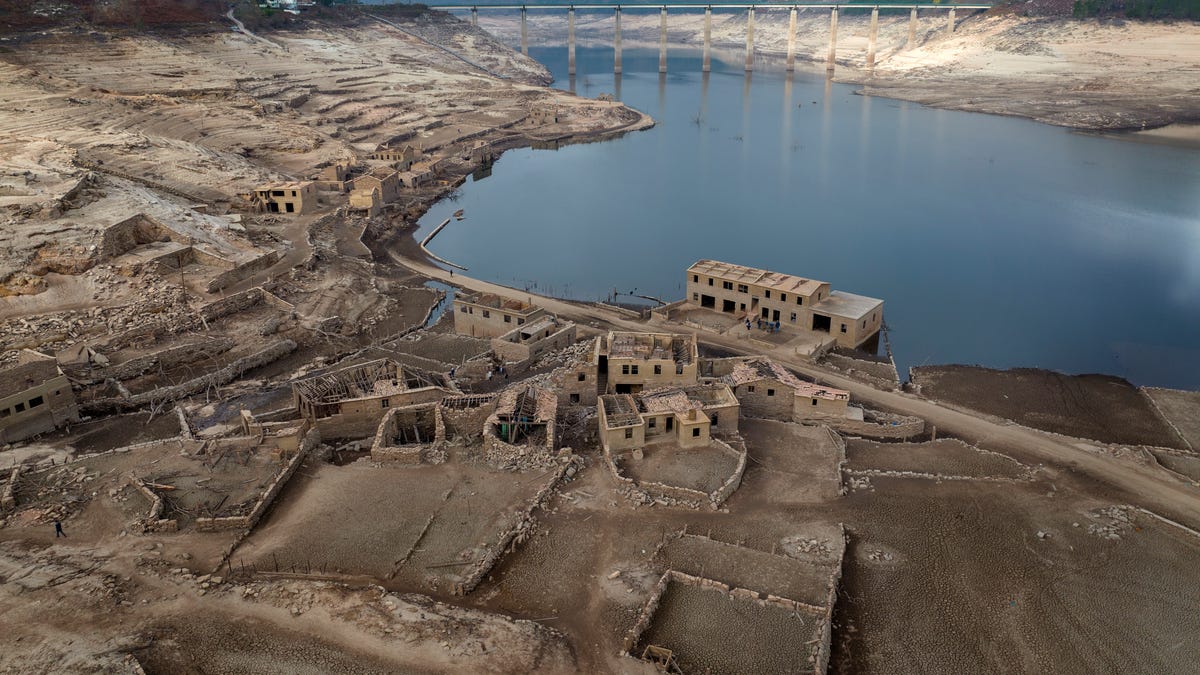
[353,167,402,204]
[0,351,80,443]
[452,292,546,338]
[685,259,884,349]
[253,181,316,215]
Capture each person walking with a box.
[54,520,65,538]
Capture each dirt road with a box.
[390,244,1200,529]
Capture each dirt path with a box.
[388,243,1200,529]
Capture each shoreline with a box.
[474,11,1200,133]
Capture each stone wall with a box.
[370,403,446,463]
[604,438,746,510]
[819,351,900,390]
[99,214,181,260]
[195,426,318,532]
[1,464,21,513]
[206,250,282,293]
[314,387,447,442]
[730,381,795,420]
[188,246,236,270]
[452,459,576,596]
[128,475,179,534]
[817,408,925,440]
[709,438,748,506]
[86,339,297,413]
[491,323,577,366]
[555,360,598,407]
[87,338,236,383]
[439,398,497,443]
[813,525,848,675]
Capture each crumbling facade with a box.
[598,383,739,452]
[716,356,850,420]
[600,331,698,395]
[482,386,557,465]
[314,163,350,192]
[0,350,80,443]
[491,316,577,365]
[253,181,316,215]
[292,359,457,439]
[353,167,401,204]
[685,259,884,349]
[453,292,546,338]
[370,144,421,171]
[371,402,446,463]
[349,186,382,218]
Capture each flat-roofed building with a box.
[253,181,316,215]
[491,316,576,365]
[0,350,80,443]
[453,292,545,338]
[685,259,883,349]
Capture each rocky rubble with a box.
[1085,505,1136,541]
[0,269,192,361]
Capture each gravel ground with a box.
[1144,387,1200,451]
[623,443,740,493]
[846,438,1030,478]
[637,580,823,674]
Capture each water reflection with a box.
[416,46,1200,389]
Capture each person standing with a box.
[54,520,65,538]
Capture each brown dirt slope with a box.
[912,365,1186,449]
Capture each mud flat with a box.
[1143,387,1200,451]
[910,365,1187,448]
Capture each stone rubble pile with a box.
[0,269,191,360]
[781,535,835,558]
[1086,505,1135,540]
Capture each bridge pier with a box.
[866,7,878,69]
[826,7,838,73]
[470,6,477,27]
[568,7,575,76]
[659,7,668,73]
[907,7,918,49]
[614,6,622,74]
[702,6,712,73]
[786,8,798,72]
[946,8,956,35]
[745,6,755,72]
[520,7,528,56]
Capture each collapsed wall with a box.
[807,407,925,440]
[370,403,447,463]
[195,425,320,532]
[85,339,297,413]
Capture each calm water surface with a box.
[418,46,1200,389]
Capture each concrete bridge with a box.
[431,3,994,75]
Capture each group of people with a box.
[486,364,508,381]
[746,317,783,333]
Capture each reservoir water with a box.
[417,46,1200,390]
